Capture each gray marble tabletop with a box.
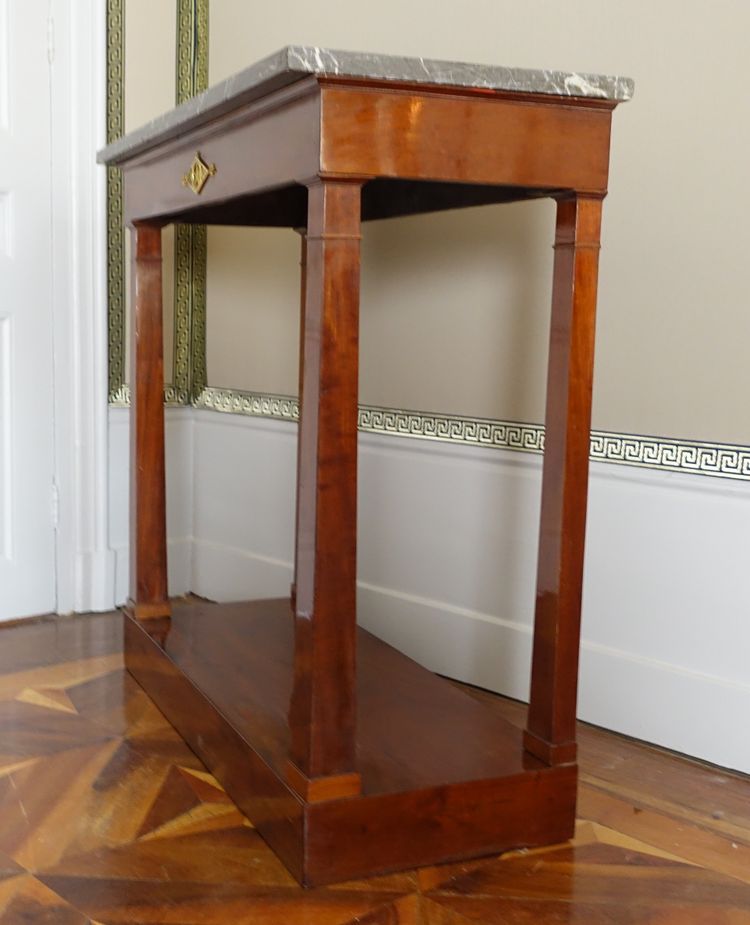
[98,45,634,165]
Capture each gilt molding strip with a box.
[106,0,125,402]
[193,387,750,482]
[195,386,299,421]
[107,0,208,405]
[109,384,188,409]
[174,0,209,404]
[589,431,750,481]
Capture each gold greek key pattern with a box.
[172,223,208,403]
[590,431,750,480]
[177,0,208,104]
[106,0,125,402]
[361,411,750,481]
[358,406,545,453]
[175,0,209,404]
[172,224,193,404]
[190,224,208,398]
[194,387,750,482]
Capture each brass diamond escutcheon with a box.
[182,152,217,195]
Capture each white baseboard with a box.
[578,636,750,774]
[112,537,193,607]
[108,406,194,605]
[188,536,750,774]
[117,526,750,779]
[74,547,117,613]
[188,411,750,773]
[191,537,292,603]
[361,580,750,775]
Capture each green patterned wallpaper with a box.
[106,0,208,406]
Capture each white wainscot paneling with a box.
[108,406,194,604]
[191,411,297,602]
[189,410,750,773]
[581,466,750,773]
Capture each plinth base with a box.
[124,599,576,886]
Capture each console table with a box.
[98,46,633,887]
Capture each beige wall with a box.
[201,1,749,443]
[206,206,554,422]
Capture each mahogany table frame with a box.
[109,72,622,886]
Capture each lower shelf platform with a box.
[124,598,576,886]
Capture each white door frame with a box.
[51,0,115,614]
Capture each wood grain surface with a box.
[1,610,748,922]
[290,179,364,784]
[319,83,613,192]
[124,598,576,885]
[524,193,604,767]
[121,73,620,884]
[126,223,171,622]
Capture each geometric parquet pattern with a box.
[1,612,749,923]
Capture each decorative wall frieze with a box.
[191,388,750,482]
[106,0,125,402]
[106,0,208,403]
[174,0,209,403]
[194,387,298,421]
[108,385,191,408]
[589,431,750,480]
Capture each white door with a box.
[0,0,56,619]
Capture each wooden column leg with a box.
[524,193,603,767]
[290,227,307,610]
[287,179,363,802]
[126,222,171,621]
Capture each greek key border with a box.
[173,0,209,404]
[589,431,750,480]
[105,0,125,401]
[107,0,208,405]
[172,223,210,402]
[193,387,750,482]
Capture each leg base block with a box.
[523,728,577,766]
[123,599,172,621]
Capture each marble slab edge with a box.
[98,45,635,165]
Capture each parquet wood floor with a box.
[0,611,748,923]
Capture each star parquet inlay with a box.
[0,611,748,923]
